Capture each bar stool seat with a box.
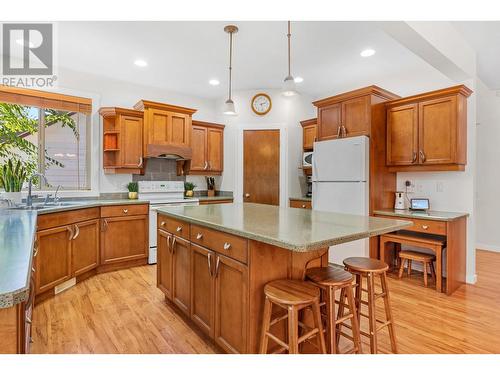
[343,257,389,273]
[264,279,320,305]
[306,266,353,285]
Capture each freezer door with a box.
[312,136,368,182]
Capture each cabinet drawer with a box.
[157,214,190,240]
[100,204,148,218]
[37,208,99,231]
[376,215,446,236]
[190,224,248,264]
[289,199,312,209]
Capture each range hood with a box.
[145,144,192,160]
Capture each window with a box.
[0,101,91,190]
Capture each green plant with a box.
[0,159,27,192]
[126,181,139,193]
[184,182,196,191]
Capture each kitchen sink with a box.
[12,202,80,210]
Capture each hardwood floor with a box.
[32,250,500,354]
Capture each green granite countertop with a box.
[198,196,234,202]
[373,209,469,222]
[0,210,37,308]
[156,203,412,252]
[0,199,150,309]
[289,196,312,202]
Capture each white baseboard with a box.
[476,243,500,253]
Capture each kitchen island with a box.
[155,203,411,353]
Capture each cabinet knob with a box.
[422,225,429,230]
[244,193,250,198]
[223,242,231,250]
[301,204,306,208]
[160,221,166,226]
[176,226,182,232]
[123,209,128,214]
[196,233,203,240]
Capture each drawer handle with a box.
[123,209,128,214]
[422,225,429,230]
[176,226,182,232]
[207,253,213,277]
[32,267,35,274]
[160,221,166,226]
[196,233,203,240]
[223,242,231,250]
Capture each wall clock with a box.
[251,93,272,116]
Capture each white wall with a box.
[476,80,500,252]
[57,68,217,194]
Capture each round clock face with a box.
[251,93,272,115]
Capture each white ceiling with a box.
[53,21,465,100]
[453,21,500,90]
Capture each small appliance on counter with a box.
[410,198,430,211]
[306,175,312,198]
[394,191,406,210]
[303,151,313,168]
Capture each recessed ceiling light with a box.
[360,49,376,57]
[134,59,148,67]
[209,79,220,86]
[16,38,35,48]
[294,77,304,83]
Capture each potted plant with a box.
[0,159,27,204]
[184,182,196,197]
[126,181,139,199]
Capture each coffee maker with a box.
[306,176,312,197]
[394,191,406,210]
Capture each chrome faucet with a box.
[54,185,62,204]
[27,173,48,208]
[44,184,62,205]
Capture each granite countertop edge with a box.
[373,209,469,222]
[197,196,234,202]
[156,208,412,252]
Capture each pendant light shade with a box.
[282,21,298,97]
[223,25,238,116]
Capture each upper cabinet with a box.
[313,86,399,140]
[300,118,317,150]
[189,120,224,175]
[133,100,197,156]
[386,85,472,172]
[100,107,144,174]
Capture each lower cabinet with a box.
[157,229,173,299]
[101,215,148,264]
[191,244,215,337]
[72,219,100,277]
[172,236,191,315]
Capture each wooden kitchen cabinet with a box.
[99,107,144,174]
[300,118,317,150]
[157,229,173,299]
[289,199,312,209]
[188,120,224,175]
[385,85,472,171]
[35,225,73,294]
[171,236,191,315]
[313,86,398,141]
[214,253,248,354]
[191,244,215,337]
[71,219,100,277]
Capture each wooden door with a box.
[214,254,248,354]
[302,124,316,150]
[157,229,173,299]
[191,244,215,338]
[386,104,419,166]
[172,235,191,316]
[190,125,208,172]
[147,108,170,145]
[36,226,72,294]
[317,102,341,140]
[207,127,223,172]
[120,115,143,168]
[169,112,191,147]
[71,219,100,277]
[418,96,457,165]
[341,95,371,137]
[243,130,280,205]
[101,215,148,264]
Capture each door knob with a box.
[245,193,250,198]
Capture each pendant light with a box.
[223,25,238,115]
[282,21,298,97]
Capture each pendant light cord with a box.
[287,21,291,77]
[228,30,233,101]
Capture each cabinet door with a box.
[317,102,341,141]
[101,215,148,264]
[36,226,73,294]
[207,127,223,173]
[341,95,371,137]
[303,124,317,150]
[214,254,248,354]
[147,108,170,145]
[191,244,215,337]
[169,112,191,147]
[71,219,100,277]
[157,229,173,299]
[386,104,419,166]
[190,125,207,172]
[120,115,143,168]
[172,236,191,316]
[418,96,457,165]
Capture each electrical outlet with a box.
[404,180,415,193]
[436,181,444,193]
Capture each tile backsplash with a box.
[132,158,185,182]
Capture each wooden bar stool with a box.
[398,250,436,287]
[305,266,362,354]
[259,279,327,354]
[342,257,397,354]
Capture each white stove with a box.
[139,181,199,264]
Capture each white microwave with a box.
[303,152,313,168]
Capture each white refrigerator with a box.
[312,136,370,265]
